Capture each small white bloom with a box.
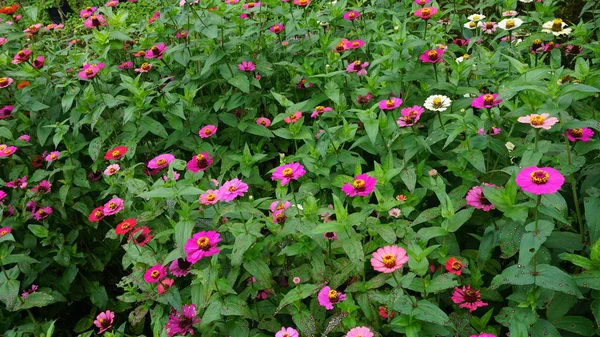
[505,142,515,152]
[541,18,572,36]
[388,208,401,218]
[519,0,534,3]
[467,14,485,22]
[294,204,304,210]
[498,18,523,31]
[456,54,470,63]
[464,21,478,30]
[424,95,452,112]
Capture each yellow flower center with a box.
[108,202,117,210]
[386,100,395,108]
[383,254,396,268]
[463,54,470,60]
[197,236,210,250]
[552,18,563,32]
[530,170,550,184]
[0,230,7,236]
[228,186,237,192]
[349,12,356,18]
[571,128,583,137]
[50,154,57,159]
[247,2,255,7]
[3,149,11,154]
[505,19,515,29]
[282,168,294,177]
[152,46,159,53]
[99,318,105,323]
[0,78,7,86]
[156,158,166,166]
[353,60,361,66]
[352,179,365,190]
[206,193,216,201]
[483,94,494,105]
[299,0,308,5]
[85,68,94,75]
[142,63,151,70]
[432,97,443,108]
[452,260,463,270]
[95,210,103,217]
[112,150,121,157]
[151,270,160,278]
[204,128,213,135]
[469,21,476,28]
[421,8,430,16]
[473,15,480,21]
[328,289,339,301]
[18,51,25,57]
[122,223,130,229]
[428,50,438,60]
[529,115,545,126]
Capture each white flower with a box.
[519,0,534,3]
[505,142,515,152]
[388,208,401,218]
[464,21,478,30]
[104,164,120,176]
[541,19,572,36]
[456,54,470,63]
[424,95,452,112]
[467,14,485,22]
[498,18,523,31]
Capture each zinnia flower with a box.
[276,327,299,337]
[147,154,175,170]
[566,128,594,142]
[424,95,452,111]
[284,111,303,124]
[80,6,97,18]
[79,63,105,79]
[32,56,45,69]
[89,206,105,222]
[542,18,571,36]
[445,257,465,276]
[144,264,166,283]
[0,105,14,119]
[238,61,256,71]
[471,333,496,337]
[104,146,128,160]
[472,93,502,109]
[465,184,497,211]
[467,14,485,21]
[269,24,284,34]
[186,153,213,172]
[497,18,523,31]
[0,77,14,89]
[145,43,167,59]
[84,15,107,29]
[199,190,220,205]
[370,245,409,273]
[378,97,402,110]
[293,0,310,6]
[0,227,11,237]
[242,1,261,9]
[346,327,374,337]
[94,310,114,334]
[342,173,377,197]
[0,146,17,157]
[414,7,438,19]
[31,180,51,194]
[157,278,174,294]
[0,4,19,15]
[516,166,565,195]
[343,10,360,21]
[479,21,497,34]
[346,60,369,76]
[129,226,152,246]
[451,285,488,313]
[33,206,52,220]
[318,286,346,310]
[11,49,32,65]
[6,176,27,189]
[397,105,424,127]
[104,164,120,176]
[103,197,124,215]
[199,125,217,138]
[311,106,332,118]
[272,162,306,186]
[218,178,248,202]
[257,117,271,127]
[517,113,559,130]
[477,127,501,136]
[420,49,444,63]
[115,218,137,235]
[185,231,222,264]
[165,304,200,337]
[170,258,193,277]
[135,63,152,73]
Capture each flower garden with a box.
[1,0,600,336]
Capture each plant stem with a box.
[437,111,445,130]
[564,134,584,241]
[533,195,541,274]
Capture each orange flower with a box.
[17,81,30,89]
[0,4,19,15]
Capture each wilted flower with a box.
[129,226,152,246]
[0,105,14,119]
[31,180,51,194]
[170,258,192,277]
[11,49,32,65]
[157,278,174,294]
[165,304,200,337]
[84,15,107,29]
[477,127,501,136]
[33,206,52,220]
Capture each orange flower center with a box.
[142,63,151,70]
[247,2,255,7]
[530,170,549,184]
[352,179,365,190]
[274,26,281,32]
[469,21,476,28]
[485,22,493,29]
[353,60,361,66]
[427,50,438,60]
[299,0,307,5]
[112,150,121,157]
[95,210,103,217]
[85,68,94,75]
[228,186,237,192]
[571,128,583,137]
[529,115,545,126]
[452,260,463,270]
[315,106,324,112]
[483,94,494,105]
[156,158,166,166]
[108,202,117,210]
[197,236,210,250]
[552,18,563,32]
[505,19,515,29]
[422,8,430,16]
[348,12,356,18]
[204,128,213,135]
[38,209,46,215]
[0,78,7,85]
[386,100,395,108]
[282,168,294,177]
[275,212,286,222]
[122,223,130,229]
[206,193,216,201]
[0,230,8,236]
[328,289,339,302]
[383,254,396,268]
[3,149,11,154]
[151,270,160,278]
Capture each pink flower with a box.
[147,154,175,170]
[502,10,518,17]
[318,286,346,310]
[79,63,105,79]
[135,62,152,73]
[94,310,114,334]
[11,49,32,65]
[0,77,14,89]
[471,93,502,108]
[32,206,52,220]
[170,258,192,277]
[471,334,496,337]
[517,113,559,130]
[238,61,256,71]
[80,7,97,18]
[199,190,220,205]
[415,0,431,5]
[146,43,167,59]
[324,232,338,240]
[218,178,248,202]
[84,15,107,29]
[477,127,501,135]
[346,327,374,337]
[45,151,60,162]
[346,60,369,76]
[165,304,200,337]
[176,30,188,38]
[6,176,27,189]
[451,285,488,313]
[420,48,445,63]
[445,257,465,276]
[199,125,217,138]
[388,208,401,218]
[104,164,120,176]
[465,184,497,211]
[397,105,424,127]
[0,38,7,46]
[414,7,438,19]
[31,180,51,194]
[311,106,333,118]
[343,10,360,21]
[284,111,303,124]
[566,128,594,142]
[344,39,365,50]
[0,105,13,119]
[186,153,213,172]
[276,327,299,337]
[162,171,180,181]
[270,201,291,213]
[144,264,166,283]
[516,166,565,195]
[103,197,124,215]
[118,61,134,69]
[378,97,402,110]
[293,0,310,6]
[269,24,284,34]
[272,162,306,186]
[242,2,261,9]
[185,231,222,264]
[157,278,174,294]
[479,21,497,34]
[106,0,119,7]
[342,173,377,197]
[0,145,17,157]
[31,56,45,69]
[256,117,271,127]
[370,245,409,273]
[0,226,11,237]
[0,191,7,204]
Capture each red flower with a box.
[17,81,30,90]
[0,4,19,15]
[104,146,128,160]
[115,218,137,235]
[129,226,152,246]
[378,306,396,319]
[88,206,105,222]
[445,257,465,276]
[31,155,44,168]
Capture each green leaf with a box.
[228,74,250,93]
[230,233,255,266]
[519,220,554,266]
[221,296,251,317]
[553,316,595,336]
[88,137,103,162]
[28,224,49,238]
[535,264,583,298]
[442,208,474,232]
[0,279,19,311]
[400,166,417,193]
[275,284,320,314]
[462,150,486,173]
[201,299,223,324]
[201,48,225,77]
[341,231,364,273]
[427,273,460,293]
[141,117,168,138]
[17,292,56,310]
[243,259,271,289]
[175,220,194,257]
[490,264,535,289]
[138,188,177,199]
[414,300,452,326]
[0,127,13,140]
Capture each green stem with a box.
[534,129,539,152]
[437,111,445,130]
[533,195,541,274]
[564,135,584,241]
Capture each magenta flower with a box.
[378,97,402,110]
[318,286,346,310]
[419,48,445,63]
[170,258,192,277]
[79,63,105,79]
[31,180,51,194]
[414,7,438,19]
[471,93,502,109]
[18,134,30,142]
[11,49,32,65]
[346,60,369,76]
[517,113,559,130]
[199,190,220,205]
[146,43,167,59]
[144,264,166,283]
[415,0,431,5]
[32,56,45,69]
[0,191,7,203]
[566,128,594,142]
[256,117,271,127]
[477,127,501,136]
[293,0,310,6]
[199,125,217,138]
[311,106,333,118]
[118,61,134,69]
[343,10,360,21]
[6,176,27,189]
[465,184,498,211]
[32,206,52,220]
[272,162,306,186]
[0,146,17,157]
[0,77,14,89]
[147,154,175,170]
[516,166,565,195]
[80,7,97,18]
[45,151,60,162]
[370,245,409,273]
[238,61,256,71]
[185,231,222,264]
[270,201,291,213]
[342,173,377,197]
[0,105,14,119]
[186,152,213,172]
[0,226,11,237]
[346,327,374,337]
[276,327,299,337]
[451,285,488,313]
[471,334,496,337]
[106,0,119,7]
[218,178,248,202]
[397,105,424,127]
[242,1,261,9]
[94,310,115,334]
[344,39,365,50]
[103,197,124,215]
[165,304,200,337]
[84,15,107,29]
[269,24,284,34]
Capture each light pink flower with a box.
[256,117,271,127]
[346,327,374,337]
[276,327,299,337]
[104,164,120,176]
[218,178,248,202]
[135,62,152,73]
[199,125,217,138]
[103,197,124,215]
[272,162,306,186]
[147,154,175,170]
[388,208,401,218]
[45,151,60,162]
[199,190,220,205]
[370,245,409,273]
[0,77,13,89]
[517,113,559,130]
